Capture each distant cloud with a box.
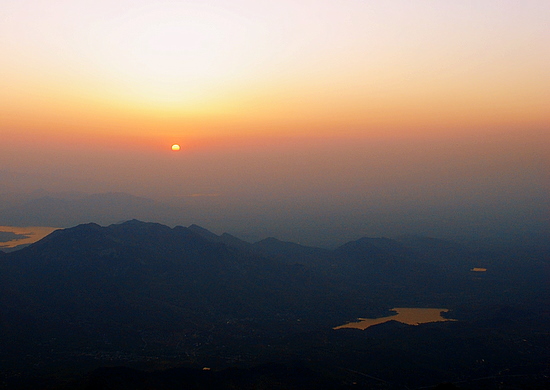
[187,193,221,198]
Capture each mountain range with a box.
[0,219,548,389]
[3,190,548,251]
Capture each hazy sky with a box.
[1,1,548,245]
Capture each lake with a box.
[334,308,454,330]
[0,226,59,249]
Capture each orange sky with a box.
[2,1,549,145]
[0,1,548,244]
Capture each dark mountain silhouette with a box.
[188,223,222,241]
[393,235,478,270]
[186,225,338,269]
[0,220,369,360]
[394,235,469,255]
[1,220,548,389]
[335,236,414,260]
[332,236,437,284]
[188,223,251,251]
[251,237,334,270]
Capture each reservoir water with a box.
[335,308,454,330]
[0,226,59,249]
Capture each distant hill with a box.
[0,192,182,227]
[336,237,413,258]
[251,237,334,269]
[188,224,251,251]
[332,236,447,286]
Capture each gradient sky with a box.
[1,0,548,245]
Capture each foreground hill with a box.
[0,221,370,359]
[0,220,548,389]
[0,220,356,321]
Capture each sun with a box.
[171,144,181,151]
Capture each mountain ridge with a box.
[1,219,548,389]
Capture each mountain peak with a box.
[188,224,220,239]
[114,219,148,226]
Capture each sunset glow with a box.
[2,1,548,143]
[1,0,548,244]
